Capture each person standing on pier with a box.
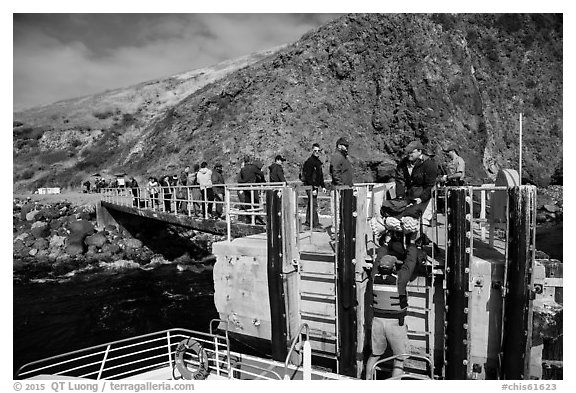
[197,162,214,218]
[302,143,326,229]
[441,145,466,186]
[268,155,287,183]
[395,140,437,217]
[238,156,265,224]
[146,176,160,210]
[330,137,353,187]
[211,163,225,219]
[189,164,202,217]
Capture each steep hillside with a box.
[14,14,562,191]
[13,48,282,190]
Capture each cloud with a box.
[13,14,341,111]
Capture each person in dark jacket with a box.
[128,177,139,207]
[330,137,353,186]
[159,175,173,212]
[302,143,326,228]
[238,157,265,224]
[268,155,287,183]
[395,140,438,218]
[211,163,225,219]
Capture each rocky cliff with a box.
[13,14,562,191]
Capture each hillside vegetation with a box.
[13,14,562,192]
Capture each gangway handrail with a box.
[283,323,310,380]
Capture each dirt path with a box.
[14,191,104,206]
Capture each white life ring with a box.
[175,338,210,380]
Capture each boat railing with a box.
[15,328,233,380]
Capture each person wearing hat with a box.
[330,136,353,187]
[394,140,438,217]
[366,245,409,379]
[211,163,225,219]
[302,143,327,229]
[268,154,287,183]
[442,145,465,186]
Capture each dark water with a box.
[536,222,563,260]
[13,264,218,376]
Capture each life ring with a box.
[175,338,210,380]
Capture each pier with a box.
[96,173,560,380]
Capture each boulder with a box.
[32,238,49,250]
[19,246,31,258]
[105,224,118,232]
[24,236,36,247]
[101,243,121,255]
[85,232,108,248]
[125,238,143,249]
[49,235,66,249]
[66,243,84,257]
[68,220,95,239]
[20,203,35,220]
[48,249,62,261]
[14,233,29,242]
[50,218,64,230]
[13,239,25,253]
[28,248,38,256]
[26,210,40,222]
[31,221,50,239]
[39,206,60,220]
[543,204,561,213]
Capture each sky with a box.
[13,13,341,111]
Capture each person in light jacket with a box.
[196,161,214,217]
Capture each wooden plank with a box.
[300,259,335,275]
[300,297,336,317]
[300,274,336,296]
[300,314,336,335]
[309,334,337,353]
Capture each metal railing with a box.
[15,328,231,380]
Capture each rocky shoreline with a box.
[13,197,220,283]
[13,185,562,282]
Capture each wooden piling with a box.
[336,188,357,377]
[501,186,537,379]
[266,190,288,361]
[444,188,471,379]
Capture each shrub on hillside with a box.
[20,169,34,180]
[92,109,115,120]
[14,126,45,140]
[38,150,69,165]
[551,164,563,185]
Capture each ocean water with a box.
[13,264,218,376]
